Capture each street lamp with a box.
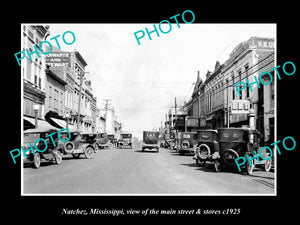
[33,104,39,128]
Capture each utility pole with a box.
[174,97,178,142]
[103,99,111,133]
[226,79,230,128]
[77,71,89,130]
[175,97,177,126]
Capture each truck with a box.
[142,131,159,152]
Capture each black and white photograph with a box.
[20,23,277,195]
[4,3,298,221]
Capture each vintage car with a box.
[118,133,132,149]
[107,134,116,148]
[193,130,220,170]
[23,128,63,168]
[59,130,97,159]
[142,131,159,152]
[178,132,197,155]
[95,132,109,149]
[217,128,272,174]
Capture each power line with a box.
[196,53,275,103]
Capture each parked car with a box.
[217,128,272,174]
[23,128,63,168]
[95,132,109,149]
[178,132,197,155]
[107,134,116,148]
[142,131,159,152]
[118,133,132,149]
[59,130,97,159]
[193,130,220,170]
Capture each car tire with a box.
[245,159,254,175]
[198,144,211,160]
[85,146,94,159]
[264,159,272,172]
[55,151,63,165]
[157,148,159,153]
[33,152,41,169]
[64,141,74,151]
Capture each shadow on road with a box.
[23,161,56,169]
[169,153,194,157]
[180,162,217,172]
[62,156,84,160]
[134,150,159,153]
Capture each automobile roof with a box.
[197,129,218,133]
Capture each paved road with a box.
[23,147,275,195]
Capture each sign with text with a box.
[45,52,71,67]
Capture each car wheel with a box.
[245,160,254,175]
[33,152,41,169]
[264,159,272,172]
[85,146,94,159]
[72,153,81,159]
[55,151,63,165]
[198,144,211,160]
[214,159,222,172]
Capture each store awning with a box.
[51,117,66,128]
[50,117,77,131]
[23,116,58,130]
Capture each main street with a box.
[23,146,275,195]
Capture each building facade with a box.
[164,36,275,145]
[223,36,275,142]
[22,25,49,130]
[203,61,224,129]
[44,45,101,132]
[44,66,67,117]
[100,106,122,139]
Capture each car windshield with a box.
[219,129,247,142]
[122,134,132,138]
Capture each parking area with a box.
[22,146,275,195]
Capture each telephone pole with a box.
[77,71,89,130]
[103,99,111,133]
[175,97,177,126]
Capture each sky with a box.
[42,23,276,139]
